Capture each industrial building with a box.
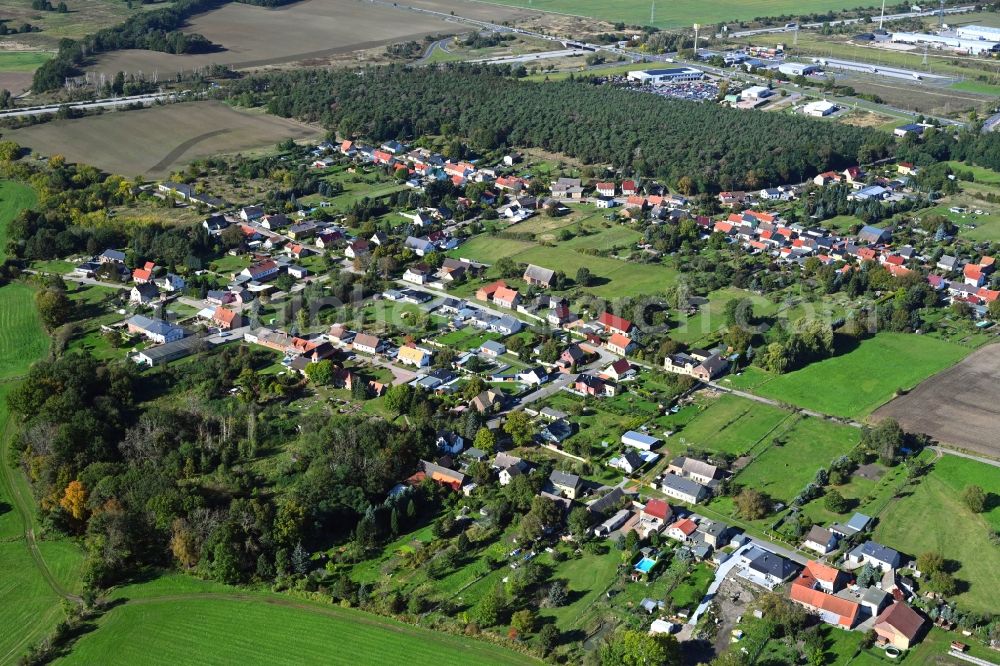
[890,31,1000,55]
[740,85,772,100]
[778,62,820,77]
[627,67,705,85]
[802,99,837,117]
[956,24,1000,41]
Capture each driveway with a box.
[688,543,752,625]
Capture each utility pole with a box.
[878,0,886,31]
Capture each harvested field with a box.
[872,343,1000,458]
[88,0,459,78]
[6,101,322,177]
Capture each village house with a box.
[480,340,506,357]
[595,182,615,197]
[397,344,432,368]
[802,525,839,556]
[548,470,582,499]
[661,473,709,504]
[475,279,507,302]
[598,312,633,336]
[241,260,279,282]
[471,388,504,413]
[127,315,185,344]
[493,285,521,309]
[637,499,672,538]
[602,358,636,381]
[738,546,799,590]
[315,231,342,248]
[575,373,615,397]
[789,560,859,629]
[345,239,370,260]
[668,456,723,485]
[352,333,382,355]
[212,306,244,331]
[403,265,429,285]
[609,450,644,474]
[156,273,185,293]
[665,517,697,542]
[132,261,157,284]
[99,249,126,264]
[663,349,729,381]
[130,282,159,305]
[550,177,584,199]
[240,206,264,222]
[873,603,926,650]
[848,541,902,572]
[605,332,636,356]
[558,343,586,372]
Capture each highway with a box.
[730,5,976,37]
[0,90,190,118]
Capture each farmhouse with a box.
[132,261,157,284]
[99,249,126,264]
[603,358,636,381]
[637,499,672,538]
[480,340,506,357]
[241,260,279,282]
[609,450,644,474]
[127,315,185,344]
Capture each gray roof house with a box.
[549,470,582,499]
[849,541,902,572]
[523,264,556,288]
[660,473,709,504]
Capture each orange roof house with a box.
[789,560,858,628]
[132,261,156,283]
[475,280,507,302]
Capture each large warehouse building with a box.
[890,31,1000,55]
[627,67,705,84]
[956,24,1000,41]
[778,62,820,77]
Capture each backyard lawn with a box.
[0,180,36,262]
[723,334,970,419]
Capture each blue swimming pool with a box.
[634,557,657,573]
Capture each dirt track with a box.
[872,343,1000,458]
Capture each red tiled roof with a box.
[213,306,238,326]
[607,332,633,349]
[643,499,671,521]
[789,583,859,627]
[599,312,633,332]
[964,264,984,280]
[669,518,697,536]
[494,286,519,304]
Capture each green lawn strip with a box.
[0,180,37,263]
[748,334,970,419]
[57,594,536,665]
[537,546,621,633]
[0,283,50,381]
[873,456,1000,614]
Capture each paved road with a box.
[0,91,193,118]
[730,5,975,37]
[930,445,1000,469]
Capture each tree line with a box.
[224,64,882,193]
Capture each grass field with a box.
[58,595,536,665]
[451,224,677,298]
[88,0,459,77]
[669,394,792,457]
[0,180,36,263]
[722,334,970,419]
[0,280,65,664]
[732,416,859,502]
[6,101,323,178]
[0,51,52,72]
[469,0,882,28]
[668,287,780,346]
[874,455,1000,614]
